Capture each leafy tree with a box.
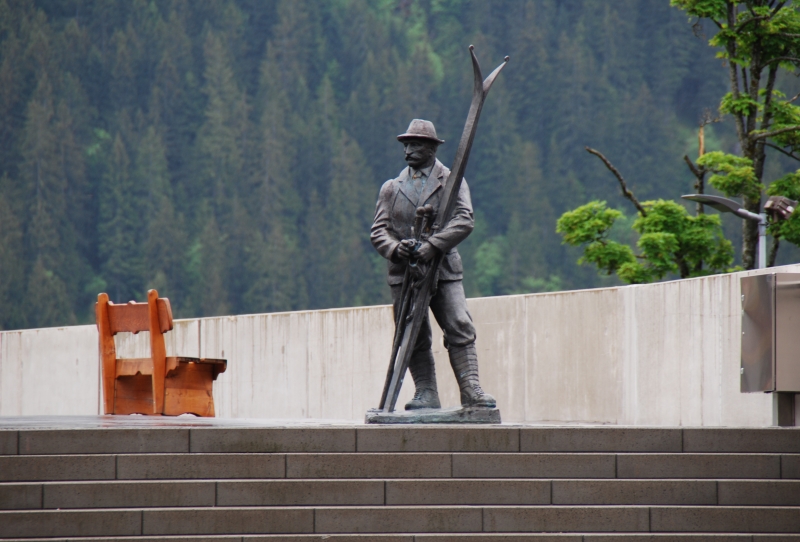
[557,148,735,283]
[673,0,800,267]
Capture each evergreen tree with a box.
[195,215,229,317]
[2,0,790,329]
[0,192,25,329]
[196,29,248,220]
[98,134,144,302]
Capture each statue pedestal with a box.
[365,406,501,424]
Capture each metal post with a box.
[758,213,767,269]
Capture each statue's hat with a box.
[397,119,445,144]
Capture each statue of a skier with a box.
[370,118,496,411]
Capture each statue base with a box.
[365,406,501,424]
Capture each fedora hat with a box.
[397,119,445,144]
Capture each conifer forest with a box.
[3,0,800,330]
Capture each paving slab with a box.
[190,428,355,453]
[0,431,17,455]
[682,428,800,452]
[0,509,142,537]
[142,507,314,535]
[0,483,41,509]
[356,426,519,452]
[385,479,550,505]
[452,453,615,478]
[651,506,800,532]
[551,480,716,505]
[0,416,360,430]
[520,428,681,452]
[416,536,582,541]
[286,453,451,478]
[782,454,800,478]
[0,538,242,542]
[247,537,414,542]
[0,455,116,481]
[718,480,800,505]
[585,537,751,541]
[617,454,781,479]
[216,480,384,506]
[18,429,189,454]
[313,505,482,533]
[43,481,216,508]
[116,453,285,479]
[482,505,650,532]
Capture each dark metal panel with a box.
[775,274,800,392]
[741,274,775,392]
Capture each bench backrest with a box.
[106,298,173,335]
[96,289,173,414]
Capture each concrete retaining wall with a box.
[2,265,799,425]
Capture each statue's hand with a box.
[414,241,439,262]
[395,239,415,260]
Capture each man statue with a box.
[371,119,496,411]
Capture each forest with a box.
[1,0,797,330]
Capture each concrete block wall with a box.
[2,265,800,424]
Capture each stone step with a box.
[3,427,800,455]
[3,535,800,542]
[3,479,800,510]
[5,536,800,542]
[1,423,798,539]
[2,506,800,537]
[2,453,798,482]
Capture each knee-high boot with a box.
[405,350,441,410]
[449,343,496,408]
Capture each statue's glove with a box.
[394,239,415,260]
[414,241,439,262]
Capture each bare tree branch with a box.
[765,141,800,161]
[699,108,722,128]
[683,154,705,179]
[683,155,706,215]
[766,56,800,65]
[751,125,800,140]
[760,65,780,136]
[585,147,647,217]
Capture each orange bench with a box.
[95,289,226,416]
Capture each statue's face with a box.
[403,139,437,169]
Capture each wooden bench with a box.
[95,289,227,416]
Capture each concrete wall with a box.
[2,265,800,425]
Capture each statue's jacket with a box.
[371,159,474,286]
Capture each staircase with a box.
[1,423,799,540]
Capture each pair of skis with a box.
[378,46,509,412]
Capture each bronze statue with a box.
[370,46,508,415]
[371,119,495,410]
